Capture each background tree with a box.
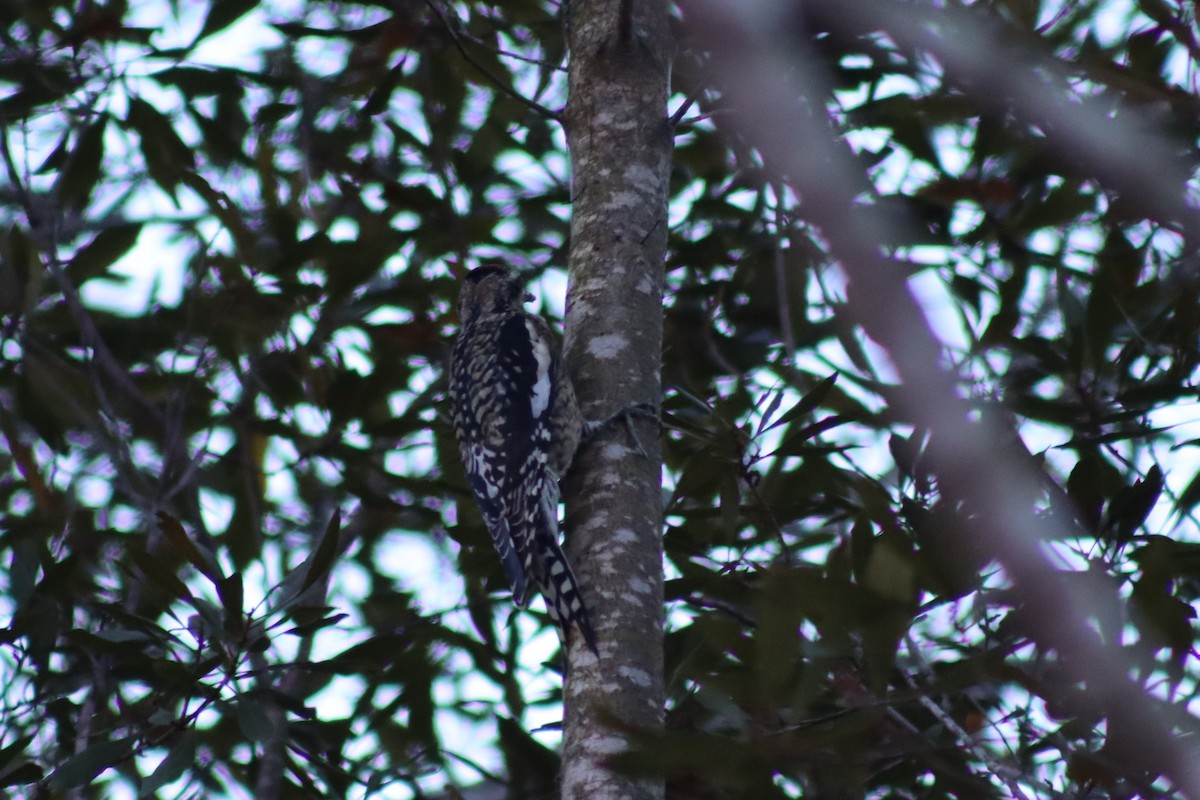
[0,1,1198,799]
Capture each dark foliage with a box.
[0,0,1197,797]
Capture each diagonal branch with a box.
[684,0,1200,795]
[424,0,562,122]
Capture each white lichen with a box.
[587,334,629,359]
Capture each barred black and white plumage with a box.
[449,265,597,654]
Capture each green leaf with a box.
[1067,454,1111,531]
[1127,28,1169,78]
[126,546,194,602]
[0,736,30,774]
[888,432,923,478]
[57,115,107,210]
[0,63,74,119]
[192,0,260,47]
[69,222,142,282]
[1000,0,1041,29]
[773,415,849,457]
[326,635,408,674]
[139,730,196,798]
[188,596,224,640]
[152,66,242,98]
[1132,560,1197,666]
[1033,181,1094,231]
[863,535,916,606]
[761,373,838,435]
[1175,466,1200,520]
[48,737,134,790]
[156,511,224,584]
[237,692,281,743]
[9,535,39,609]
[34,129,71,174]
[0,762,42,787]
[301,510,342,594]
[1105,465,1164,545]
[217,572,244,639]
[276,512,343,610]
[284,612,349,637]
[126,98,195,201]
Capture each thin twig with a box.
[459,32,567,70]
[772,183,798,365]
[901,634,1036,800]
[424,0,561,122]
[668,85,706,127]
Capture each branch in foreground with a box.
[683,0,1200,795]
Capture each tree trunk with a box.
[561,1,672,798]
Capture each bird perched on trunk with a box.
[449,265,597,654]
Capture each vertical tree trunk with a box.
[561,1,671,798]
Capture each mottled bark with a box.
[561,1,672,798]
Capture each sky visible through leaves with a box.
[4,0,1200,796]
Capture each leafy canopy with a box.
[0,0,1198,798]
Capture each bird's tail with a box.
[532,479,598,654]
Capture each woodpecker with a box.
[449,265,596,653]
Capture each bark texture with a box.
[561,1,671,798]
